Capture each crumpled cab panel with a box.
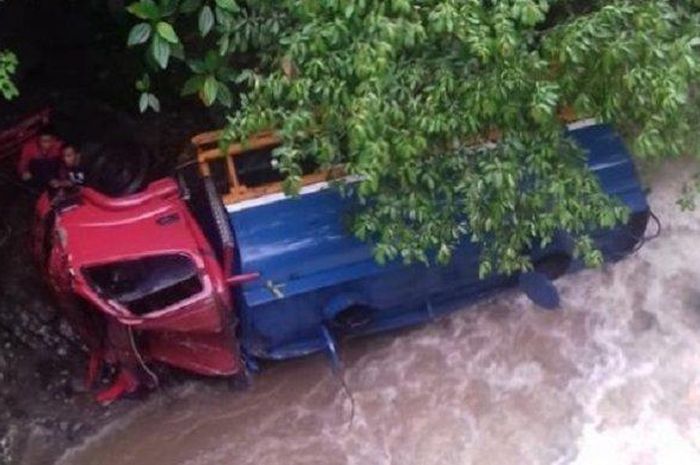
[35,177,241,402]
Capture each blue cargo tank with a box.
[224,124,649,360]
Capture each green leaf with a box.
[180,0,202,14]
[344,4,354,18]
[215,6,234,30]
[135,73,150,91]
[391,0,410,15]
[150,34,171,69]
[234,69,253,84]
[201,75,218,106]
[0,52,19,100]
[187,59,205,73]
[214,0,239,12]
[218,34,230,55]
[0,82,19,100]
[159,0,178,16]
[148,93,161,112]
[181,75,204,96]
[171,42,185,60]
[126,0,160,20]
[156,21,179,44]
[139,92,149,112]
[217,82,232,107]
[127,23,152,46]
[199,6,214,37]
[203,50,220,71]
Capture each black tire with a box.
[82,140,150,196]
[533,252,572,281]
[331,305,373,332]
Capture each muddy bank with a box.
[0,97,217,464]
[0,176,128,465]
[46,159,700,465]
[0,3,224,461]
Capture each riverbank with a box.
[0,98,215,465]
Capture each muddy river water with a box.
[57,161,700,465]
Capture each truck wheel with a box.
[82,141,150,196]
[332,305,373,332]
[533,252,572,281]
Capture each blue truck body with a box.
[222,124,649,360]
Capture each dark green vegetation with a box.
[7,1,700,276]
[0,49,17,100]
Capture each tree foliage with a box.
[0,49,18,100]
[127,0,700,275]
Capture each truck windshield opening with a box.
[83,254,203,315]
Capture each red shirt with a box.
[17,137,63,176]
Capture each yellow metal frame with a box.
[191,130,342,206]
[191,106,581,206]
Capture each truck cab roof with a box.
[56,179,204,267]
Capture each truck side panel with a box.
[229,124,649,359]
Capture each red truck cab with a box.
[34,179,242,402]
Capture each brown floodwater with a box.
[57,161,700,465]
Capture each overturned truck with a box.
[34,122,650,402]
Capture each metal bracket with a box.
[425,299,436,320]
[227,272,260,287]
[265,280,286,299]
[320,324,341,373]
[518,271,560,310]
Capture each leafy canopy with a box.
[127,0,700,276]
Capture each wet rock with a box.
[35,359,57,388]
[59,320,76,340]
[0,424,20,465]
[68,422,85,441]
[33,301,57,324]
[59,421,69,433]
[683,289,700,328]
[8,407,26,420]
[68,375,89,395]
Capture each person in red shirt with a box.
[17,129,63,190]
